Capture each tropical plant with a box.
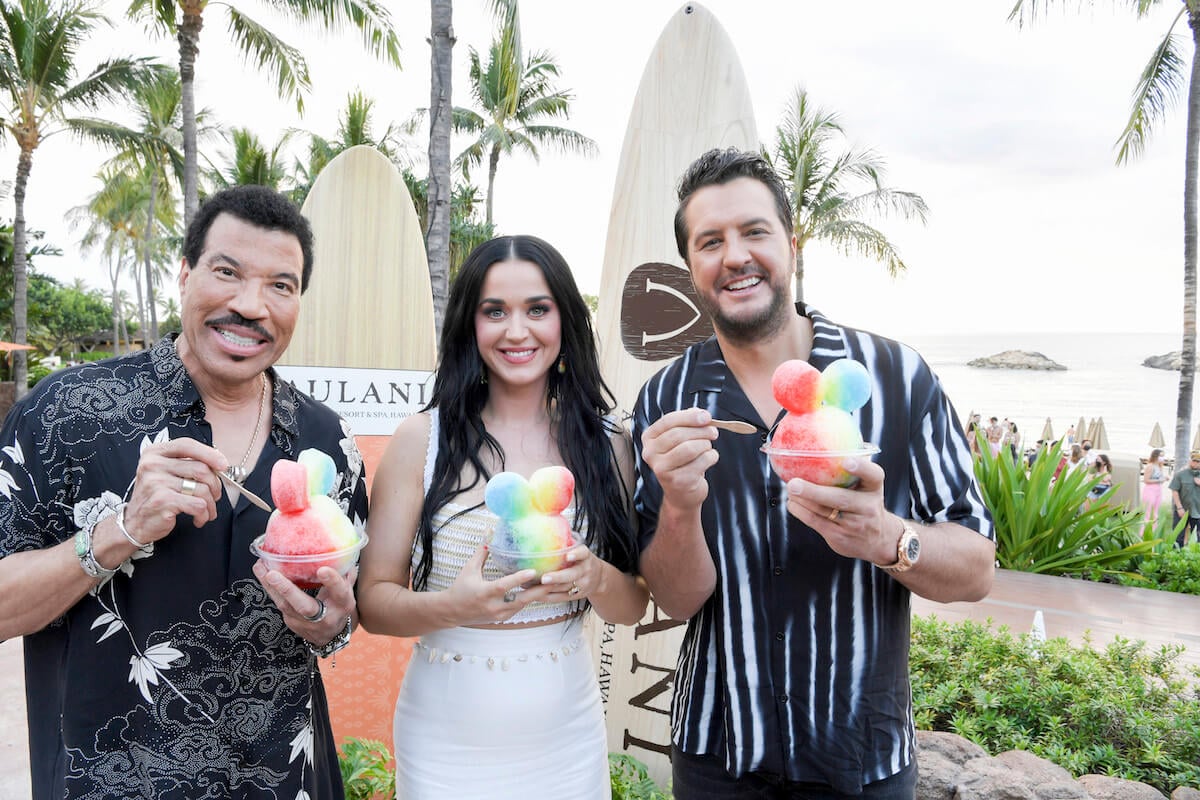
[451,0,596,226]
[27,274,110,358]
[0,0,158,396]
[338,737,396,800]
[1119,541,1200,594]
[973,439,1161,576]
[205,127,296,192]
[291,90,415,207]
[104,67,188,344]
[1009,0,1200,470]
[125,0,402,226]
[609,753,671,799]
[402,171,494,282]
[770,85,929,302]
[911,615,1200,793]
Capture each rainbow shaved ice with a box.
[485,466,575,576]
[257,448,361,588]
[765,358,874,487]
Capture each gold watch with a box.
[876,520,921,573]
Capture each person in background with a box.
[986,416,1004,456]
[1081,440,1096,467]
[1083,454,1114,510]
[1142,448,1167,524]
[0,186,367,799]
[966,413,981,456]
[356,235,648,798]
[1169,451,1200,547]
[633,147,995,799]
[1006,421,1021,462]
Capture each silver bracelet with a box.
[114,503,150,551]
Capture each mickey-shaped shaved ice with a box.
[485,466,575,576]
[259,448,360,588]
[765,358,873,487]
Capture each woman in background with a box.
[1142,448,1166,523]
[357,235,647,798]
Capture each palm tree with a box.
[292,90,414,207]
[453,9,596,226]
[125,0,402,228]
[105,68,186,344]
[205,127,295,192]
[427,0,454,339]
[770,86,929,303]
[1009,0,1199,469]
[0,0,158,397]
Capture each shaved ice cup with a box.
[487,543,573,579]
[761,443,880,488]
[251,532,368,590]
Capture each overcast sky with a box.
[2,0,1187,337]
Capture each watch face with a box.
[904,534,921,562]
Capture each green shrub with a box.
[1118,542,1200,596]
[910,615,1200,793]
[609,753,671,799]
[973,441,1160,577]
[338,737,395,800]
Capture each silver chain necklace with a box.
[226,373,269,484]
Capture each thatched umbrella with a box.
[1040,418,1054,443]
[1085,418,1098,444]
[1091,417,1111,451]
[1074,416,1087,443]
[1149,422,1166,449]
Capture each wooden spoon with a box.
[711,419,757,435]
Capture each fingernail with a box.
[541,574,553,584]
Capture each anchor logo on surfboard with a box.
[619,262,714,361]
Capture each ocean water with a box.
[901,331,1191,458]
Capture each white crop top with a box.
[410,408,588,624]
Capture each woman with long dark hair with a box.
[358,235,647,798]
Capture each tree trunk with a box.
[427,0,455,340]
[109,280,121,357]
[144,167,160,344]
[12,147,33,400]
[1174,14,1200,468]
[485,144,500,227]
[179,7,204,227]
[793,244,806,305]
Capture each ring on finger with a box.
[502,588,517,603]
[568,582,581,596]
[827,507,841,522]
[180,477,198,496]
[302,598,327,623]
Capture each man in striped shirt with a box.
[633,148,995,799]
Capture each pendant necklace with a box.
[227,373,269,483]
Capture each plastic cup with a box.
[250,532,368,590]
[760,443,881,487]
[487,544,573,578]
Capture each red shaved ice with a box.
[771,360,822,414]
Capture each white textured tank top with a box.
[410,408,587,623]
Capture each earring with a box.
[557,355,566,375]
[480,368,488,385]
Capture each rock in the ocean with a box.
[1143,352,1189,371]
[967,350,1066,370]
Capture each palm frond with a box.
[1116,14,1187,164]
[265,0,401,68]
[225,8,311,112]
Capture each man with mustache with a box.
[0,186,367,799]
[633,148,995,799]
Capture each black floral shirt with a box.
[0,335,368,800]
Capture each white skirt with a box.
[393,616,611,799]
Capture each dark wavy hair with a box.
[673,147,793,262]
[411,235,636,590]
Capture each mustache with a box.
[205,313,274,343]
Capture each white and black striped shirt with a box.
[632,305,993,793]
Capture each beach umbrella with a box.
[1074,416,1087,443]
[0,342,34,352]
[1149,422,1166,449]
[1091,417,1110,451]
[1085,418,1098,444]
[1193,425,1200,452]
[1040,418,1054,442]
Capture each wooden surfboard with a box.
[279,144,434,756]
[592,3,759,787]
[595,2,759,416]
[280,144,436,370]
